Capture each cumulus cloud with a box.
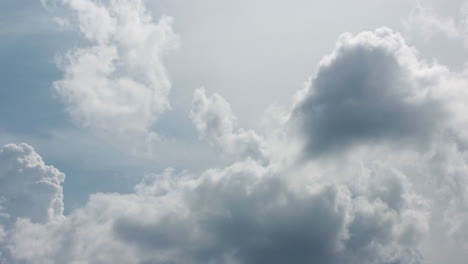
[0,144,64,226]
[190,88,268,162]
[293,28,446,157]
[0,144,64,263]
[2,157,427,264]
[2,24,468,264]
[288,28,468,260]
[53,0,178,148]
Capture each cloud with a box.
[2,156,426,264]
[2,24,468,264]
[285,29,468,262]
[402,1,468,48]
[402,5,460,40]
[53,0,178,149]
[190,88,267,162]
[0,144,64,226]
[0,144,64,263]
[292,28,446,157]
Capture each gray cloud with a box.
[2,155,426,264]
[293,28,445,157]
[2,22,468,264]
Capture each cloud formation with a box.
[402,1,468,47]
[53,0,178,148]
[293,28,446,157]
[0,144,64,263]
[1,152,426,264]
[0,144,64,226]
[191,88,267,162]
[403,5,460,40]
[2,19,468,264]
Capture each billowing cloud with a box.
[0,144,64,226]
[190,88,267,162]
[293,28,446,157]
[2,20,468,264]
[53,0,178,148]
[0,144,64,263]
[2,155,427,264]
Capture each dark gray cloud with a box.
[111,161,425,264]
[293,28,445,157]
[113,171,348,264]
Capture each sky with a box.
[1,0,468,263]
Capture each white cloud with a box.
[0,144,64,226]
[403,5,459,40]
[402,1,468,48]
[0,144,64,263]
[2,24,468,264]
[2,157,427,264]
[190,88,268,163]
[53,0,178,150]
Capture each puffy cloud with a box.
[0,144,64,263]
[0,144,64,226]
[293,28,446,157]
[3,157,426,264]
[2,24,468,264]
[190,88,268,162]
[288,28,468,261]
[0,143,427,264]
[53,0,178,148]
